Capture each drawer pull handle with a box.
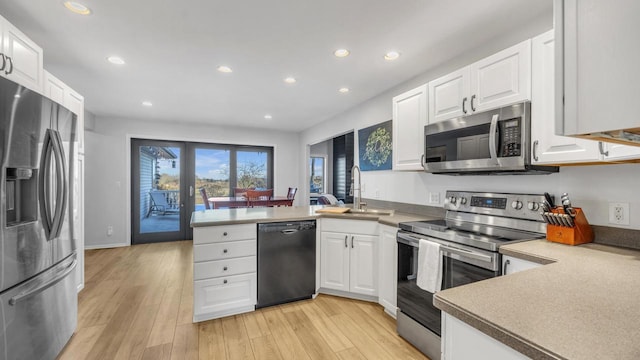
[223,266,228,271]
[223,279,228,284]
[223,232,228,236]
[223,249,228,253]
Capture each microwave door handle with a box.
[489,114,499,165]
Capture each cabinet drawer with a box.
[194,256,256,280]
[194,273,257,316]
[193,224,256,244]
[320,218,379,235]
[194,240,256,262]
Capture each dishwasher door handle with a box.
[281,229,299,235]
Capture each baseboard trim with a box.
[84,242,129,250]
[318,288,378,303]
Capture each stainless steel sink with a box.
[348,208,395,216]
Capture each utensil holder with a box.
[546,207,593,246]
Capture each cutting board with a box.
[315,207,351,214]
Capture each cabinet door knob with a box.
[223,266,228,271]
[223,279,228,284]
[223,232,228,236]
[223,249,228,253]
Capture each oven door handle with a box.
[489,113,499,165]
[440,245,493,264]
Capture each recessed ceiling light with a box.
[107,56,125,65]
[384,51,400,61]
[217,65,232,73]
[334,49,350,58]
[142,101,153,107]
[63,1,91,15]
[264,114,273,120]
[284,77,296,84]
[338,87,350,93]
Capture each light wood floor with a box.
[57,241,427,360]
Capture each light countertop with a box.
[190,205,439,228]
[434,239,640,359]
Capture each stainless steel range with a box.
[396,190,548,360]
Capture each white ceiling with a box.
[0,0,552,132]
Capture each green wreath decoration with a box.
[364,127,392,167]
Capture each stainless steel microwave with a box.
[423,102,558,175]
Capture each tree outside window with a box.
[309,157,325,194]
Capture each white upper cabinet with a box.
[428,67,470,124]
[531,30,602,164]
[0,15,43,93]
[531,29,640,164]
[392,84,428,171]
[470,39,531,113]
[428,40,531,125]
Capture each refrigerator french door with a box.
[1,76,78,359]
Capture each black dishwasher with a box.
[257,220,316,308]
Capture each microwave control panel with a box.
[499,119,521,157]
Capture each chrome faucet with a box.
[349,165,366,210]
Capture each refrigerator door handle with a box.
[8,257,77,306]
[50,129,68,239]
[38,129,55,240]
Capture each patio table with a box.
[208,196,293,209]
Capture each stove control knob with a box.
[449,196,457,205]
[527,202,539,211]
[511,200,523,210]
[459,197,467,205]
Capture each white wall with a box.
[299,14,640,230]
[85,117,300,248]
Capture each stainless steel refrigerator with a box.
[1,76,78,359]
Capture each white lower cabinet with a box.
[378,224,397,316]
[502,255,542,275]
[194,273,257,321]
[319,219,378,297]
[442,312,530,360]
[192,224,257,322]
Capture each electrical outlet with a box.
[107,225,114,236]
[429,192,440,204]
[609,202,630,225]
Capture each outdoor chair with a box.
[149,190,180,216]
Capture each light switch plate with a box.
[429,192,440,204]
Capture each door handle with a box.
[598,142,609,157]
[533,140,539,161]
[351,236,354,248]
[189,185,194,197]
[0,54,5,72]
[420,154,425,168]
[49,129,68,239]
[9,258,77,305]
[5,56,13,75]
[462,97,468,114]
[38,130,55,240]
[488,114,500,165]
[344,235,348,248]
[503,259,510,275]
[470,94,477,112]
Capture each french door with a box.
[132,139,273,244]
[131,139,188,244]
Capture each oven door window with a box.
[442,255,499,289]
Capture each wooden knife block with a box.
[546,207,594,246]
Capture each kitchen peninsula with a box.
[190,205,437,322]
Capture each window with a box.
[309,156,326,194]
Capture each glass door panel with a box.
[194,147,231,211]
[236,149,270,189]
[131,139,187,244]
